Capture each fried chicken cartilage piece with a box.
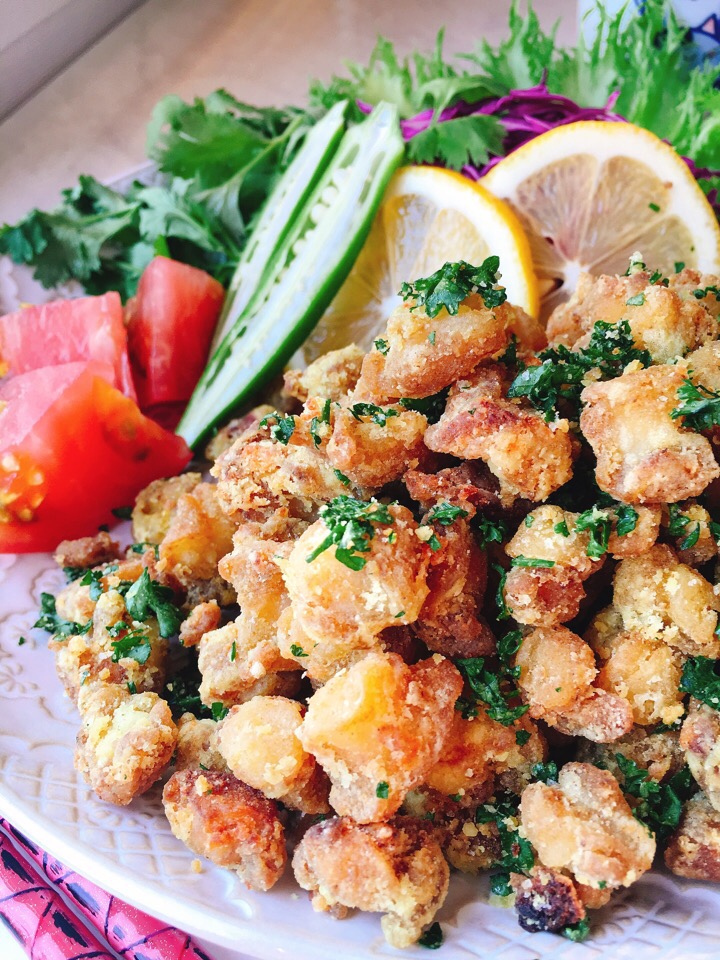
[580,364,720,504]
[278,504,431,682]
[665,792,720,882]
[425,364,575,504]
[163,769,286,891]
[515,627,633,742]
[75,683,176,805]
[299,650,463,822]
[681,700,720,812]
[520,762,656,892]
[216,697,330,814]
[293,817,449,949]
[546,268,718,363]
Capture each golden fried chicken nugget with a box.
[607,506,661,559]
[179,600,222,648]
[216,697,329,814]
[131,473,202,545]
[75,683,176,805]
[174,713,228,772]
[326,404,427,489]
[293,816,449,949]
[683,340,720,393]
[681,700,720,812]
[520,762,655,891]
[613,545,720,657]
[54,531,120,570]
[665,792,720,882]
[278,504,431,682]
[580,365,719,504]
[547,270,717,362]
[425,365,574,504]
[669,268,720,320]
[354,294,509,402]
[163,769,286,891]
[299,651,462,822]
[203,405,274,463]
[283,345,365,403]
[662,501,718,567]
[576,727,684,784]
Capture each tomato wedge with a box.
[127,257,224,425]
[0,292,136,399]
[0,361,191,553]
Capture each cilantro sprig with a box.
[671,379,720,432]
[399,257,506,317]
[306,496,395,570]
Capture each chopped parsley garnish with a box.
[124,569,183,638]
[395,611,405,618]
[575,506,612,559]
[562,919,591,942]
[230,640,237,662]
[305,496,395,570]
[399,256,506,317]
[475,515,507,548]
[110,627,152,664]
[456,656,528,726]
[348,402,398,426]
[333,468,350,486]
[426,502,469,526]
[80,568,106,601]
[417,922,443,949]
[692,285,720,300]
[671,379,720,432]
[211,702,229,722]
[531,760,559,783]
[648,202,660,213]
[17,637,26,646]
[259,411,296,444]
[508,319,651,421]
[626,292,646,306]
[290,643,308,657]
[515,729,531,746]
[667,504,701,550]
[680,656,720,710]
[497,629,523,664]
[374,337,389,355]
[376,780,390,799]
[63,566,86,582]
[510,556,555,568]
[710,520,720,544]
[131,541,160,558]
[674,261,686,273]
[475,794,535,894]
[524,515,534,528]
[309,398,332,447]
[127,681,137,694]
[163,663,209,719]
[499,334,518,367]
[111,505,133,520]
[614,754,692,839]
[492,563,511,620]
[615,504,639,537]
[554,519,570,537]
[398,388,448,424]
[33,592,91,638]
[428,331,436,345]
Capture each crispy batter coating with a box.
[299,651,463,822]
[413,518,494,659]
[547,270,717,362]
[54,531,121,570]
[75,683,176,805]
[326,404,427,489]
[132,474,202,545]
[425,365,574,504]
[576,727,684,784]
[404,462,500,517]
[607,506,661,559]
[612,545,720,657]
[216,697,330,814]
[355,294,510,402]
[283,344,364,403]
[278,505,431,682]
[174,713,228,772]
[424,709,545,800]
[504,506,605,626]
[580,365,720,504]
[680,700,720,812]
[204,405,275,463]
[684,340,720,394]
[293,816,449,949]
[158,482,236,607]
[665,792,720,882]
[669,268,720,320]
[662,501,718,567]
[520,762,656,890]
[163,769,286,891]
[511,867,586,933]
[515,627,633,742]
[50,589,168,702]
[179,600,222,648]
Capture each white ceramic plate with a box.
[3,171,720,960]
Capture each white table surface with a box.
[0,1,574,957]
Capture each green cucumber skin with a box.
[179,104,404,449]
[210,102,347,352]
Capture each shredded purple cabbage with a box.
[358,81,720,216]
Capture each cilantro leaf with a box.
[33,593,91,638]
[475,515,508,548]
[680,656,720,711]
[398,388,449,424]
[400,257,506,317]
[671,379,720,432]
[124,569,183,637]
[407,113,504,170]
[110,628,152,665]
[348,403,399,427]
[306,496,395,570]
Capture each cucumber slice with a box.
[209,101,348,352]
[179,103,404,450]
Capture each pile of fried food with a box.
[40,255,720,948]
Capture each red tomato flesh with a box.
[0,361,191,553]
[0,292,136,399]
[127,257,224,423]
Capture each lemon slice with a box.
[481,120,720,321]
[295,165,538,366]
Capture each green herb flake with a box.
[524,515,534,528]
[111,628,152,665]
[456,656,528,727]
[667,503,701,550]
[510,556,555,568]
[348,402,399,427]
[33,592,91,638]
[230,640,237,662]
[309,398,332,448]
[515,729,531,746]
[626,292,646,306]
[428,330,437,345]
[692,285,720,300]
[399,256,506,317]
[333,468,351,486]
[398,389,448,424]
[680,656,720,710]
[417,921,443,949]
[63,566,86,582]
[476,515,508,548]
[492,563,511,621]
[124,568,183,638]
[672,379,720,431]
[675,262,686,273]
[80,568,106,601]
[615,754,692,839]
[290,643,309,658]
[17,637,26,646]
[562,919,591,942]
[260,411,296,445]
[306,496,395,570]
[376,780,390,799]
[427,502,469,526]
[374,337,389,356]
[531,761,559,783]
[211,702,229,722]
[553,519,570,537]
[648,202,660,212]
[394,611,405,619]
[615,504,638,537]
